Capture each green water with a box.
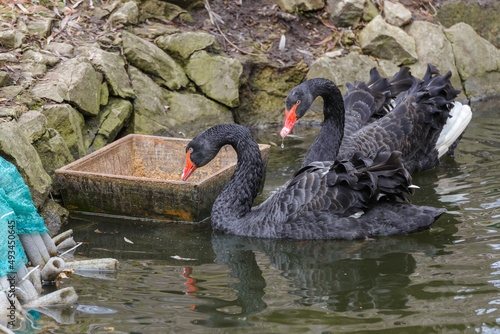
[33,97,500,333]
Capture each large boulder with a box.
[31,58,103,116]
[237,63,307,126]
[156,32,217,61]
[33,128,74,179]
[328,0,366,27]
[186,51,243,108]
[77,46,135,99]
[444,22,500,100]
[405,21,463,98]
[139,0,191,22]
[84,97,133,152]
[26,17,54,38]
[109,1,139,25]
[41,104,86,159]
[359,15,417,65]
[275,0,324,12]
[17,110,48,143]
[121,30,188,90]
[129,66,233,137]
[0,121,52,207]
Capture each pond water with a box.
[32,97,500,333]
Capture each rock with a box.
[275,0,325,12]
[84,97,133,152]
[362,0,379,22]
[1,85,23,99]
[406,21,463,97]
[77,46,135,99]
[0,30,25,49]
[164,90,234,137]
[444,22,500,100]
[122,31,188,90]
[131,22,181,39]
[0,53,18,66]
[0,105,25,120]
[17,110,48,143]
[156,32,217,61]
[41,104,86,159]
[359,15,417,65]
[383,1,411,27]
[237,63,307,126]
[139,0,192,22]
[128,66,232,137]
[328,0,366,27]
[100,82,109,105]
[26,18,54,38]
[0,71,13,87]
[39,198,69,236]
[45,42,74,57]
[109,1,139,25]
[186,51,243,108]
[33,128,74,179]
[436,1,500,49]
[22,50,60,66]
[0,121,52,207]
[31,58,103,116]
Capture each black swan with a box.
[181,124,445,240]
[281,65,472,172]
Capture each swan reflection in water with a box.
[186,214,459,328]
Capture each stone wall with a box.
[1,0,500,233]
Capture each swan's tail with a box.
[436,101,472,157]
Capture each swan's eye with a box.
[188,147,193,153]
[296,100,301,106]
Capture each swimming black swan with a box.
[281,65,472,172]
[181,124,445,240]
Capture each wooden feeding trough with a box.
[55,134,271,222]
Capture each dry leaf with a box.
[124,237,134,244]
[94,229,102,233]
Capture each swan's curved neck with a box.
[210,128,264,231]
[303,79,345,166]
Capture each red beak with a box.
[181,150,197,181]
[280,104,298,138]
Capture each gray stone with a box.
[0,71,13,87]
[109,1,139,25]
[131,22,181,39]
[33,128,74,179]
[31,58,102,116]
[359,15,417,65]
[139,0,192,22]
[406,21,463,96]
[275,0,325,12]
[100,81,109,106]
[0,30,25,49]
[128,66,233,137]
[384,1,412,27]
[186,51,242,108]
[84,97,133,152]
[41,104,86,159]
[362,0,379,22]
[328,0,366,27]
[122,31,188,90]
[0,53,18,66]
[0,105,25,120]
[156,32,217,61]
[17,110,48,143]
[45,42,74,57]
[77,46,135,99]
[0,121,52,207]
[0,85,23,99]
[26,18,54,38]
[22,50,60,66]
[444,22,500,99]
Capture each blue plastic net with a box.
[0,157,48,276]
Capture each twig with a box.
[203,0,264,57]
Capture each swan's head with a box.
[281,82,315,138]
[181,130,220,181]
